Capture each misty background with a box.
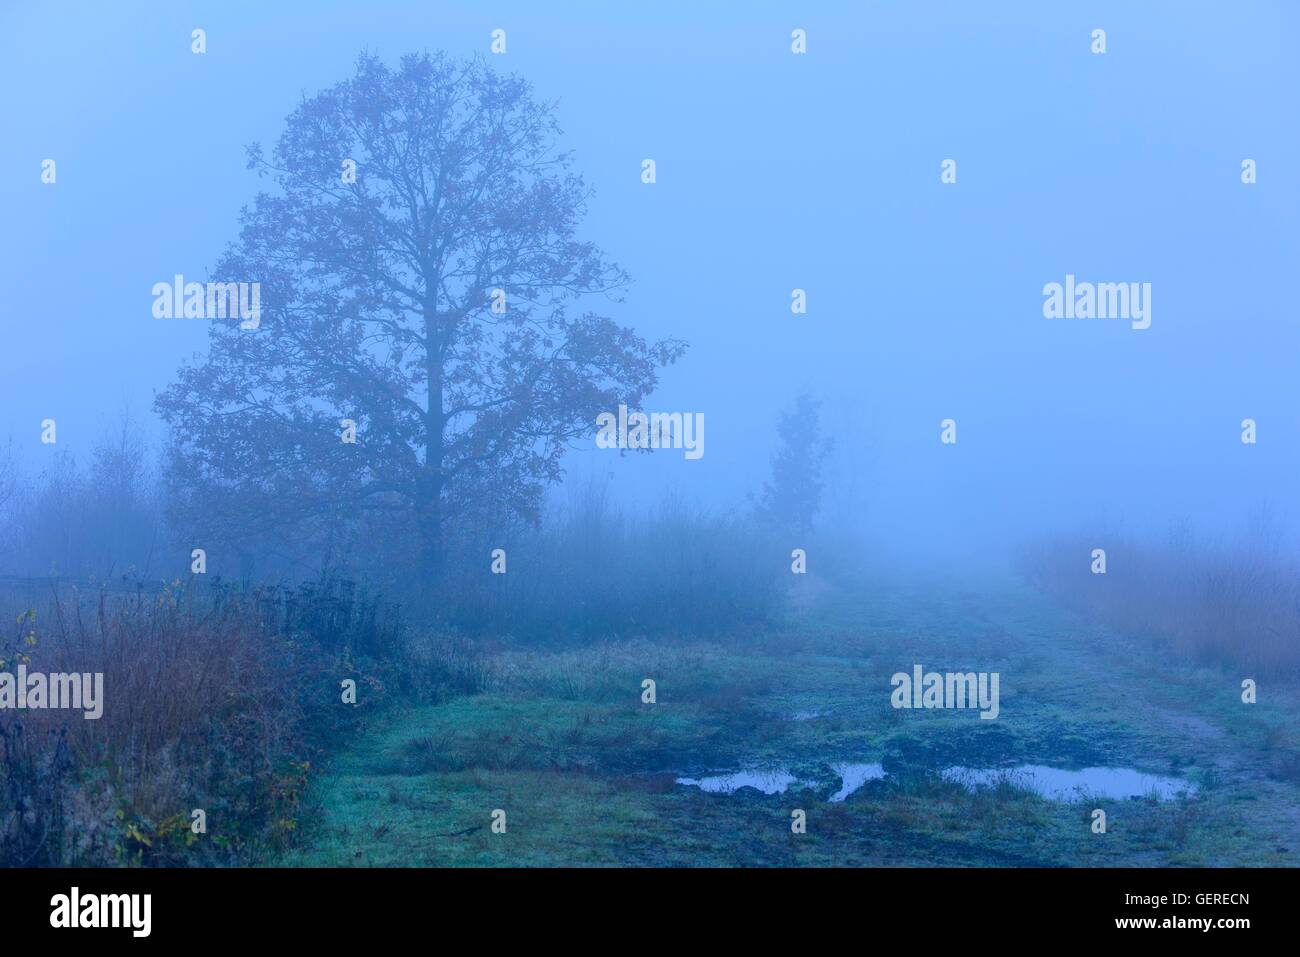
[3,0,1299,874]
[3,0,1298,572]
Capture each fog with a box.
[2,0,1298,876]
[3,1,1297,579]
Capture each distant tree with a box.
[753,394,833,534]
[0,439,16,567]
[85,411,160,576]
[156,53,684,575]
[0,415,163,579]
[0,438,15,517]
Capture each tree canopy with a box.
[156,52,684,573]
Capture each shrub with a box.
[417,486,787,643]
[0,578,398,866]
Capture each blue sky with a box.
[3,1,1297,559]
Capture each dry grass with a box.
[1022,522,1300,680]
[0,580,393,866]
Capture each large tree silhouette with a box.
[157,53,683,574]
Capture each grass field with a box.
[282,575,1300,867]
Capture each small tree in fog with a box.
[0,439,16,517]
[156,53,683,574]
[753,394,832,534]
[0,414,163,578]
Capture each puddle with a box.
[788,709,830,721]
[828,762,885,802]
[676,770,798,795]
[676,762,1196,804]
[941,765,1197,802]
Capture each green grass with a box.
[280,576,1300,867]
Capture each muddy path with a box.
[283,577,1300,866]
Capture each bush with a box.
[0,420,167,581]
[0,577,402,866]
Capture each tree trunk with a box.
[422,279,445,581]
[418,492,444,579]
